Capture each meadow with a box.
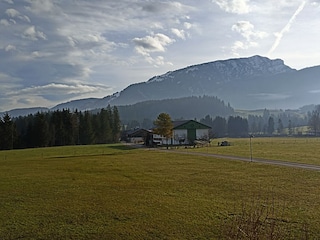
[186,137,320,166]
[0,140,319,239]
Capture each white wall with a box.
[196,129,210,140]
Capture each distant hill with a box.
[117,95,234,124]
[0,107,49,118]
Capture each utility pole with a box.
[249,135,253,162]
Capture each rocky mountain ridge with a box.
[2,55,320,117]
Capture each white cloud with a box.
[171,28,186,40]
[24,0,55,13]
[8,82,111,98]
[0,19,10,26]
[213,0,251,14]
[5,8,30,22]
[133,33,176,66]
[5,8,20,18]
[232,40,246,51]
[22,26,47,41]
[184,22,192,29]
[232,21,268,41]
[133,33,175,56]
[231,21,268,54]
[5,44,16,51]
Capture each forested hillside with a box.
[118,96,234,128]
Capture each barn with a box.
[153,120,211,146]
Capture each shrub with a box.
[220,195,310,239]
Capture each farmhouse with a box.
[153,120,211,146]
[125,120,211,146]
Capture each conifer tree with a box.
[0,113,14,150]
[112,106,121,143]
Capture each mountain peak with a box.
[147,55,294,85]
[203,55,294,79]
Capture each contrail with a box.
[268,1,306,56]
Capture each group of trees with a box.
[0,106,121,150]
[200,115,249,138]
[309,105,320,136]
[247,109,308,136]
[199,106,320,138]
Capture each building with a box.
[125,120,211,146]
[125,128,152,144]
[153,120,211,146]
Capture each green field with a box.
[0,141,319,239]
[182,137,320,166]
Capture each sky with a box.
[1,0,320,111]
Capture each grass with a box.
[0,143,319,239]
[178,137,320,166]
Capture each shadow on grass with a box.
[107,144,138,151]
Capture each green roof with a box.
[172,120,211,130]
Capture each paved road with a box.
[161,149,320,172]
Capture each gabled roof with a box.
[127,128,152,137]
[172,120,189,128]
[172,120,211,130]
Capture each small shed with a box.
[127,128,152,145]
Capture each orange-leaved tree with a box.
[153,113,173,148]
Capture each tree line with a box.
[200,115,249,138]
[0,106,121,150]
[200,106,319,138]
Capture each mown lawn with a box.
[181,137,320,166]
[0,143,319,239]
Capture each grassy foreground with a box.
[0,143,319,239]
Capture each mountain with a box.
[4,55,320,117]
[0,107,49,118]
[51,55,320,111]
[111,55,296,108]
[50,93,119,111]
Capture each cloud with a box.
[24,0,56,13]
[231,21,268,53]
[268,1,306,56]
[6,82,112,103]
[213,0,251,14]
[309,89,320,94]
[133,33,175,66]
[22,26,47,41]
[0,19,10,26]
[133,33,175,55]
[5,8,30,22]
[232,21,268,40]
[250,93,291,101]
[5,44,16,51]
[171,28,186,40]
